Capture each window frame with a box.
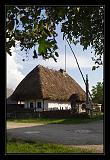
[30,102,34,109]
[37,102,42,108]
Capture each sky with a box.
[7,23,103,93]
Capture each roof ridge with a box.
[36,64,68,75]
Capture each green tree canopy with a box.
[6,6,104,69]
[91,82,103,104]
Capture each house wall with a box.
[45,100,71,111]
[24,99,43,111]
[7,99,17,104]
[24,99,71,111]
[43,100,48,110]
[18,101,25,104]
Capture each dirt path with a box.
[65,144,103,153]
[7,122,43,129]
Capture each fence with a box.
[6,104,35,119]
[6,105,89,119]
[7,104,24,112]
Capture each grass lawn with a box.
[7,139,97,154]
[7,113,103,124]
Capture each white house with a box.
[10,65,86,111]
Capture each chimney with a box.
[59,69,66,75]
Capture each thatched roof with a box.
[11,65,86,102]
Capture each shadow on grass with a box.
[7,113,103,124]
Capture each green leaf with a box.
[55,52,59,57]
[43,28,51,37]
[92,66,96,70]
[53,44,58,50]
[48,48,52,52]
[7,50,12,56]
[20,16,28,24]
[38,38,47,54]
[8,19,15,31]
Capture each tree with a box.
[91,82,103,104]
[6,6,104,69]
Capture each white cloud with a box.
[37,52,94,70]
[7,47,25,90]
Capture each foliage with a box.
[6,6,104,69]
[91,82,103,103]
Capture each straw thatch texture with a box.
[11,65,86,102]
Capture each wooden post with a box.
[35,100,36,112]
[86,74,93,118]
[86,74,89,105]
[43,99,44,111]
[65,45,66,72]
[38,112,40,118]
[86,74,90,115]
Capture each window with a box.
[37,102,42,108]
[30,102,34,109]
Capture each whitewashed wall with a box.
[46,101,71,110]
[24,99,71,111]
[24,101,29,108]
[18,101,24,104]
[43,100,48,110]
[24,99,43,111]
